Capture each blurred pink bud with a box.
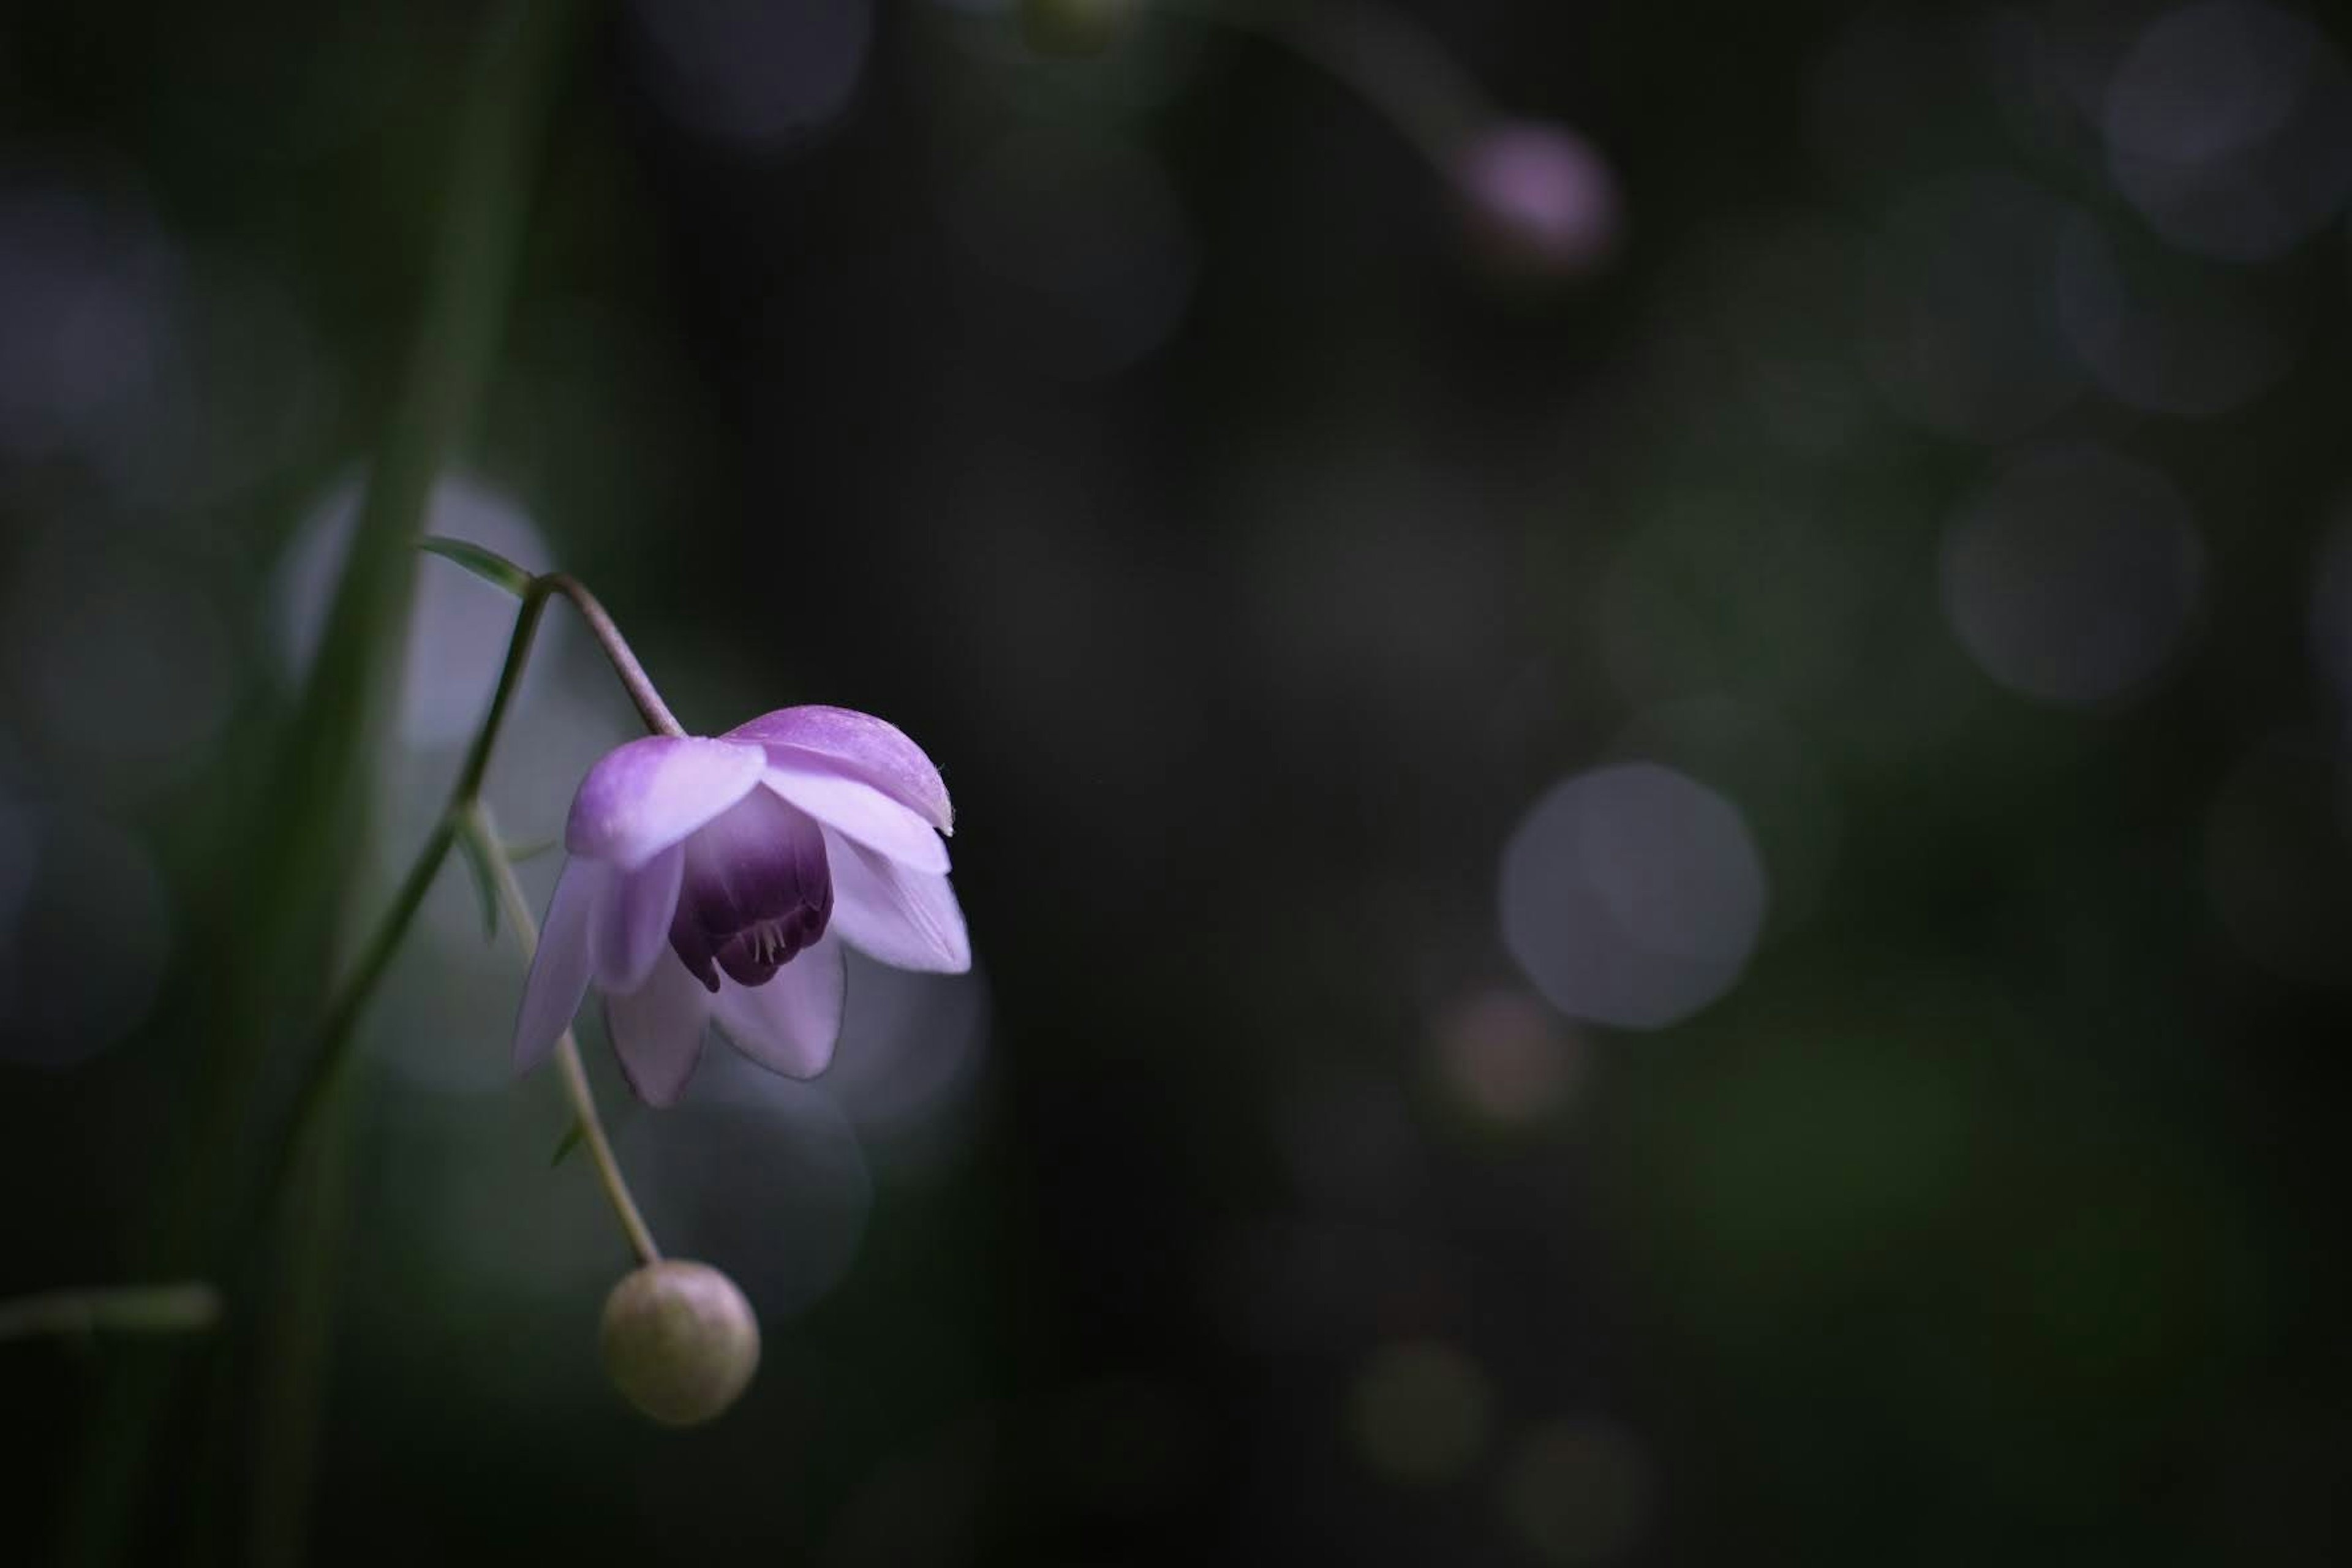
[1454,121,1621,279]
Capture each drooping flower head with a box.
[513,706,968,1104]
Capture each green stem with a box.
[260,580,668,1268]
[244,1093,355,1568]
[421,537,687,738]
[265,556,688,1198]
[263,819,456,1191]
[461,801,662,1266]
[236,8,579,1563]
[258,577,549,1211]
[244,567,671,1559]
[254,556,673,1277]
[0,1284,221,1343]
[230,557,668,1564]
[66,7,578,1564]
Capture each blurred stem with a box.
[233,557,667,1562]
[235,5,580,1568]
[0,1284,221,1343]
[1179,0,1492,168]
[264,555,686,1250]
[244,1090,355,1568]
[258,575,548,1215]
[263,823,456,1195]
[461,801,663,1267]
[263,677,666,1276]
[67,4,579,1564]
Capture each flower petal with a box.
[723,706,953,833]
[825,831,971,973]
[669,790,831,991]
[513,857,605,1071]
[566,736,767,870]
[604,955,714,1107]
[711,935,845,1079]
[592,843,684,993]
[760,765,948,874]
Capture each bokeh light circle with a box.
[948,129,1195,381]
[275,470,552,746]
[1431,987,1585,1128]
[0,806,172,1068]
[1863,172,2084,440]
[1939,444,2203,706]
[4,529,235,791]
[2205,736,2352,987]
[2056,214,2293,418]
[1498,1416,1657,1563]
[2102,1,2352,262]
[1499,763,1769,1030]
[629,0,873,152]
[1348,1340,1493,1485]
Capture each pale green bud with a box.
[600,1261,760,1427]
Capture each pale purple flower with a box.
[513,706,968,1105]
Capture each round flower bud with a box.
[1019,0,1141,59]
[600,1261,760,1427]
[1454,121,1621,279]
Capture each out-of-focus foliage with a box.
[4,1,2351,1564]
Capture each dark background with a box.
[4,0,2351,1563]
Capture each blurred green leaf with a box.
[419,535,534,597]
[550,1121,584,1168]
[0,1281,222,1341]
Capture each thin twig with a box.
[461,801,662,1265]
[543,573,688,739]
[418,540,688,740]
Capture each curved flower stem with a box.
[541,572,688,739]
[268,556,681,1223]
[263,582,545,1202]
[0,1283,221,1343]
[453,588,551,800]
[270,821,459,1176]
[420,537,688,739]
[1172,0,1493,170]
[231,535,684,1559]
[61,6,581,1563]
[459,800,662,1266]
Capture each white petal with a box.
[592,843,684,992]
[603,955,714,1107]
[760,764,948,873]
[513,857,605,1071]
[565,736,767,870]
[712,935,845,1079]
[826,831,971,973]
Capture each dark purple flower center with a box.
[666,789,832,992]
